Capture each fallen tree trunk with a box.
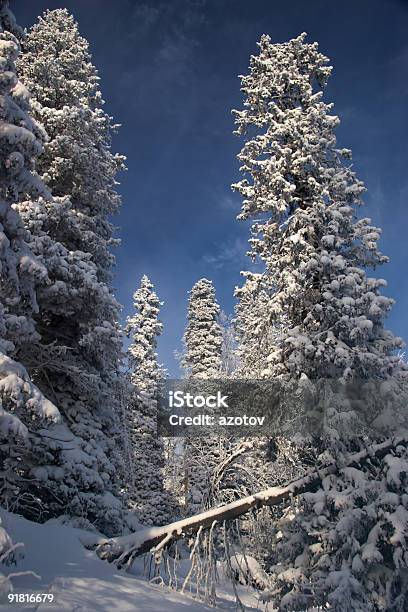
[87,436,407,568]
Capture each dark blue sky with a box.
[14,0,408,375]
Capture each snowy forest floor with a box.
[0,511,266,611]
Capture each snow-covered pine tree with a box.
[0,0,62,520]
[233,32,403,383]
[234,272,279,378]
[9,8,127,535]
[181,279,225,513]
[219,310,238,376]
[126,276,163,397]
[16,8,125,283]
[182,279,222,379]
[125,275,176,526]
[232,33,408,609]
[234,271,303,498]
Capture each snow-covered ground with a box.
[0,511,265,611]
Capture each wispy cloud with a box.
[218,193,241,212]
[129,3,160,34]
[116,0,207,118]
[202,236,248,270]
[125,0,206,74]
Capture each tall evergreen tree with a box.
[234,273,278,378]
[125,275,175,525]
[0,0,62,522]
[11,9,127,534]
[219,310,238,376]
[127,275,164,396]
[233,33,403,383]
[16,9,125,283]
[181,279,224,513]
[182,278,222,378]
[232,33,408,609]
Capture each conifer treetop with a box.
[126,275,163,396]
[182,278,222,379]
[233,33,404,380]
[17,8,126,282]
[18,8,99,108]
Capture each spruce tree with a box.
[125,275,175,525]
[182,279,224,513]
[0,0,63,521]
[219,310,238,376]
[233,33,403,383]
[234,273,278,378]
[233,33,408,609]
[182,278,222,378]
[16,9,125,283]
[10,9,126,534]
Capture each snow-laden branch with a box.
[87,436,408,568]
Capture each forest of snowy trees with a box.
[1,1,408,610]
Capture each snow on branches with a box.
[1,7,127,534]
[233,33,404,382]
[89,437,408,565]
[126,275,164,397]
[182,279,222,379]
[125,276,176,526]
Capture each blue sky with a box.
[14,0,408,375]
